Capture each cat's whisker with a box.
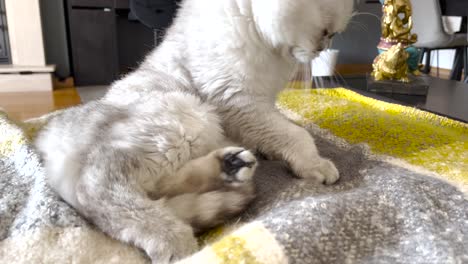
[317,55,331,89]
[348,21,369,33]
[315,52,334,89]
[313,76,320,89]
[349,21,368,30]
[335,32,346,41]
[307,63,313,90]
[330,57,347,87]
[319,75,325,89]
[333,67,350,89]
[351,11,381,21]
[301,65,307,90]
[291,61,301,80]
[302,67,308,87]
[288,61,301,89]
[301,62,312,90]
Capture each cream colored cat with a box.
[36,0,354,263]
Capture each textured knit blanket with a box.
[1,88,467,264]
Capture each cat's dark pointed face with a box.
[251,0,354,63]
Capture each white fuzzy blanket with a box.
[1,110,467,264]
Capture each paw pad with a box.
[219,148,257,184]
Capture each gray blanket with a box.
[0,113,467,264]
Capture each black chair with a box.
[411,0,468,81]
[129,0,180,45]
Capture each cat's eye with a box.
[322,29,329,37]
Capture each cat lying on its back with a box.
[36,0,354,263]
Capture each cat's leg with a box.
[165,188,254,233]
[222,104,339,184]
[157,147,257,232]
[75,147,199,264]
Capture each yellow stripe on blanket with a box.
[0,113,28,157]
[178,222,288,264]
[277,88,468,186]
[0,110,62,157]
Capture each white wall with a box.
[425,17,463,70]
[5,0,46,66]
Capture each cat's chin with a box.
[291,47,318,64]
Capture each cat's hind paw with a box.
[216,147,257,186]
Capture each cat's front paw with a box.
[291,157,340,185]
[216,147,257,187]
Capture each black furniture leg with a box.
[422,49,432,74]
[463,46,467,83]
[450,47,464,81]
[419,48,426,63]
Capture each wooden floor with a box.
[0,87,81,121]
[0,65,459,122]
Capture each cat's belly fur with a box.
[36,92,228,208]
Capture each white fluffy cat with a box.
[36,0,354,263]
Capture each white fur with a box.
[37,0,354,262]
[103,0,353,184]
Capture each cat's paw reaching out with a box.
[216,147,257,187]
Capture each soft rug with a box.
[0,88,467,264]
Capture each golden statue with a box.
[372,0,420,83]
[372,43,410,82]
[380,0,417,44]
